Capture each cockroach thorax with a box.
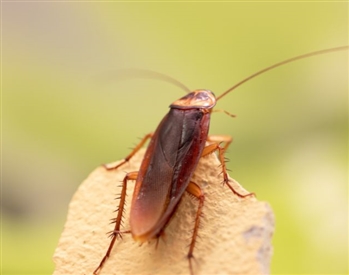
[170,90,216,110]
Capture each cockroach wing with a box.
[130,108,210,242]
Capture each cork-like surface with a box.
[53,149,274,275]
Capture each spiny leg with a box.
[185,181,205,275]
[93,171,138,275]
[104,133,153,170]
[203,135,254,198]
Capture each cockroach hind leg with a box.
[102,160,127,171]
[93,230,132,275]
[225,178,256,198]
[155,230,167,249]
[107,229,131,239]
[185,182,205,275]
[154,236,161,249]
[102,133,153,171]
[187,252,198,275]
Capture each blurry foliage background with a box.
[1,1,348,274]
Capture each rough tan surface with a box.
[53,149,274,275]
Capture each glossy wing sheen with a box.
[130,108,210,242]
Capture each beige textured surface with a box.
[53,149,274,275]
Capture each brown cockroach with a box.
[93,46,348,275]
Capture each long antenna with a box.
[100,68,191,93]
[216,45,348,101]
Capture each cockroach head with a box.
[170,90,216,110]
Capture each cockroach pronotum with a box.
[93,46,348,275]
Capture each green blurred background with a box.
[2,1,348,274]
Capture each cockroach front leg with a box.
[104,133,153,170]
[93,171,138,275]
[185,181,205,275]
[203,135,254,198]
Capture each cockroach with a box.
[93,45,348,275]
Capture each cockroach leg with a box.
[93,171,138,275]
[205,134,233,153]
[203,135,254,198]
[104,133,153,170]
[185,181,205,275]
